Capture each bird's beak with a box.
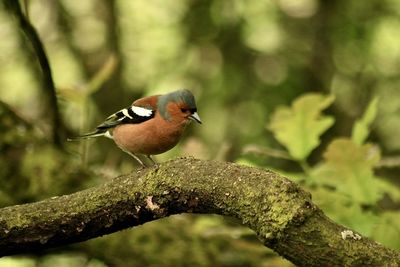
[189,112,202,124]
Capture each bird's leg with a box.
[146,155,157,166]
[127,152,147,167]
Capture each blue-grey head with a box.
[157,89,202,124]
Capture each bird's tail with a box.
[67,130,108,141]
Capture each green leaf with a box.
[312,188,378,236]
[334,204,378,237]
[268,93,335,161]
[318,138,382,205]
[376,178,400,202]
[351,97,379,145]
[372,211,400,249]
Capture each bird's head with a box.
[158,89,202,124]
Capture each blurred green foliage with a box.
[1,0,400,266]
[269,94,335,161]
[264,94,400,249]
[351,98,379,145]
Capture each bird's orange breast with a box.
[112,112,187,155]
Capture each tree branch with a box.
[0,158,398,266]
[5,0,64,148]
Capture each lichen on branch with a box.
[0,158,398,266]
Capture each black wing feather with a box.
[68,106,154,141]
[96,106,154,130]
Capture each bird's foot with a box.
[146,155,159,168]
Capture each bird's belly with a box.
[113,123,184,155]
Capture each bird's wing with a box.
[96,105,155,130]
[99,95,159,130]
[68,101,156,141]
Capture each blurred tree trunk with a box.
[0,158,398,267]
[5,0,66,147]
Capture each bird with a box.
[69,89,202,166]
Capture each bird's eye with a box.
[180,108,188,113]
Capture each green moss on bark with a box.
[0,158,399,266]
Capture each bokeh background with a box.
[1,0,400,266]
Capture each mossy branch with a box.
[0,158,398,266]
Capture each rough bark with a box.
[0,158,398,266]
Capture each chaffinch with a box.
[70,89,201,166]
